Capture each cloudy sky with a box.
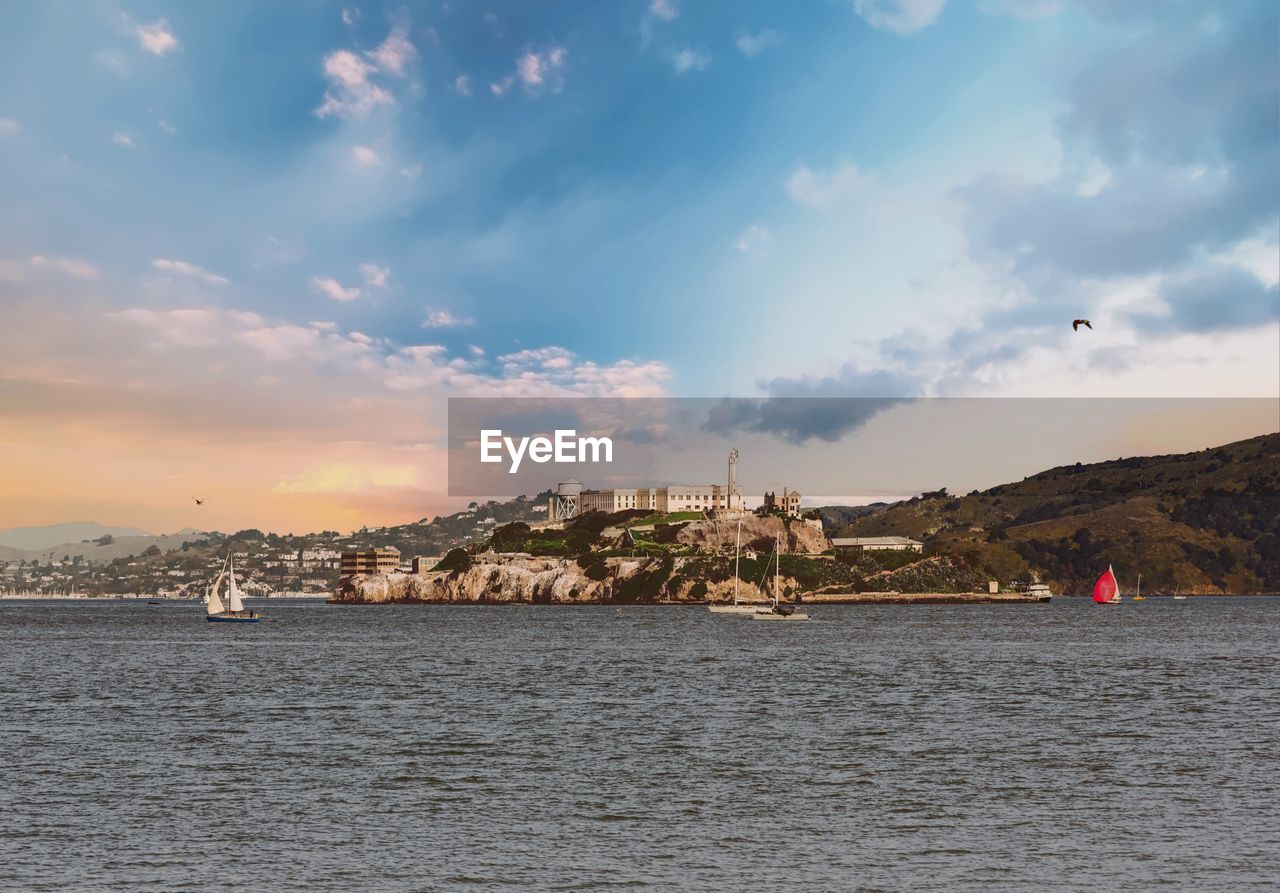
[1,0,1276,533]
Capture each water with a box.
[1,598,1277,892]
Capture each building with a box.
[556,449,747,520]
[339,546,401,576]
[411,556,443,574]
[831,536,924,553]
[761,488,803,517]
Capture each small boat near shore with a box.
[206,555,262,623]
[708,519,765,615]
[752,534,810,622]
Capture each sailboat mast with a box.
[774,533,780,607]
[734,520,741,606]
[1136,573,1141,599]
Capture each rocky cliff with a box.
[674,515,829,554]
[330,555,790,605]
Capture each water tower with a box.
[552,479,583,522]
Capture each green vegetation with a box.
[433,548,472,573]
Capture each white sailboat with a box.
[206,554,262,623]
[752,533,810,622]
[1173,584,1186,600]
[708,519,763,615]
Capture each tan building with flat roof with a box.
[340,546,401,576]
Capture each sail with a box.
[1092,565,1119,603]
[206,580,226,615]
[227,556,245,613]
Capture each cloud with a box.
[649,0,678,21]
[733,224,771,256]
[422,310,474,328]
[111,131,135,148]
[359,263,391,288]
[668,47,711,74]
[24,255,102,280]
[368,26,416,77]
[341,7,360,26]
[311,276,362,302]
[352,145,382,167]
[135,19,180,56]
[517,47,568,92]
[851,0,946,35]
[0,117,19,135]
[151,259,229,285]
[156,119,178,134]
[734,29,781,58]
[315,49,393,119]
[453,75,472,96]
[1128,265,1279,335]
[956,4,1278,284]
[785,160,871,207]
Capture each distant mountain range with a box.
[0,522,154,551]
[828,432,1279,595]
[0,523,210,564]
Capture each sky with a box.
[0,0,1276,534]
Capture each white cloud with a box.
[341,7,360,26]
[649,0,678,21]
[112,131,135,148]
[734,29,781,58]
[135,20,180,56]
[0,117,19,135]
[311,276,362,302]
[368,26,416,76]
[422,310,475,328]
[515,46,568,93]
[669,47,711,74]
[400,162,424,180]
[151,258,229,285]
[352,145,382,167]
[359,263,391,288]
[785,160,871,207]
[734,224,772,257]
[490,76,515,97]
[315,49,393,119]
[25,255,102,280]
[156,119,178,134]
[851,0,945,35]
[453,74,472,96]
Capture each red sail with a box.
[1093,565,1119,603]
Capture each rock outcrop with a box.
[674,515,829,555]
[329,556,788,605]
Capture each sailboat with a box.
[1173,584,1186,600]
[753,534,810,621]
[708,519,762,615]
[206,554,262,623]
[1133,572,1146,601]
[1092,564,1122,605]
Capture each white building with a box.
[831,536,924,553]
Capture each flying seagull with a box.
[1072,319,1092,331]
[193,497,205,506]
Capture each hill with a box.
[0,522,152,551]
[832,432,1280,594]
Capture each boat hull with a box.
[207,612,262,623]
[752,610,811,622]
[707,604,766,614]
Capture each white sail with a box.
[206,578,226,615]
[227,556,245,613]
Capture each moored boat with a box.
[752,533,810,622]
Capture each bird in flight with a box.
[1072,319,1092,331]
[193,497,205,506]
